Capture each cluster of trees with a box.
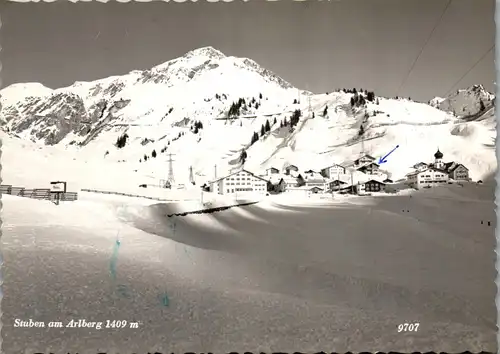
[228,98,247,117]
[248,96,260,109]
[191,120,204,134]
[250,117,278,145]
[289,109,302,128]
[350,94,367,107]
[139,137,176,163]
[215,93,228,100]
[229,95,265,117]
[140,148,157,162]
[115,133,129,149]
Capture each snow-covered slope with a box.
[0,47,496,191]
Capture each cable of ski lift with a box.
[396,0,453,96]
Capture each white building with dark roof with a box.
[209,169,268,195]
[406,149,470,189]
[320,163,346,179]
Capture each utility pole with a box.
[167,153,176,186]
[189,165,194,185]
[308,94,312,118]
[350,170,354,194]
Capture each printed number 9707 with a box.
[398,322,419,332]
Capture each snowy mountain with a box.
[430,84,495,119]
[0,46,496,191]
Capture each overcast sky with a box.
[0,0,495,102]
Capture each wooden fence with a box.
[80,188,174,202]
[0,185,78,202]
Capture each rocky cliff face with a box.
[430,84,495,119]
[0,88,131,145]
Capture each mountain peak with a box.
[182,46,226,60]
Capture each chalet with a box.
[412,162,428,171]
[356,162,380,175]
[354,154,376,166]
[327,179,347,191]
[265,167,280,176]
[284,164,299,175]
[320,164,346,179]
[308,186,323,194]
[303,172,326,190]
[383,178,393,183]
[283,175,305,189]
[362,179,387,192]
[267,175,286,193]
[209,169,268,195]
[406,168,449,189]
[442,162,470,181]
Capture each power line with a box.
[445,44,495,96]
[396,0,453,96]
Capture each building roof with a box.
[355,153,376,161]
[309,186,324,191]
[305,179,326,185]
[327,179,347,184]
[413,162,428,168]
[210,168,269,183]
[364,179,386,185]
[321,163,345,170]
[434,149,443,159]
[266,166,279,171]
[339,159,355,168]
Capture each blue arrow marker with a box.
[378,145,400,164]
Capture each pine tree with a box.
[265,119,271,132]
[260,124,265,137]
[273,117,277,125]
[280,121,283,128]
[152,150,157,158]
[323,106,328,117]
[259,93,263,99]
[240,150,248,164]
[359,125,365,136]
[115,133,129,149]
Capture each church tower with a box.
[434,148,444,169]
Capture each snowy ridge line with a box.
[80,188,175,202]
[166,200,260,217]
